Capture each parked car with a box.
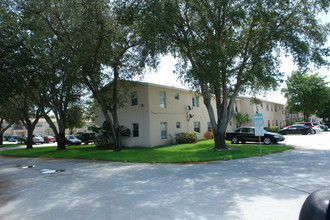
[32,134,44,144]
[278,125,312,135]
[43,135,56,143]
[225,126,285,145]
[65,135,82,145]
[8,135,18,142]
[294,122,314,127]
[313,122,327,130]
[77,132,96,145]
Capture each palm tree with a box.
[235,112,251,127]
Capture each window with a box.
[160,91,166,108]
[235,102,238,112]
[131,92,138,106]
[256,105,259,113]
[176,122,181,129]
[276,120,278,126]
[192,96,199,107]
[174,93,179,100]
[36,123,42,127]
[268,120,270,127]
[271,105,273,112]
[132,123,139,137]
[160,122,167,139]
[194,122,200,133]
[266,104,269,111]
[275,105,277,112]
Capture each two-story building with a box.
[95,82,286,148]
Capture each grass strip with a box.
[0,139,292,163]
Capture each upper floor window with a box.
[275,105,277,112]
[36,123,42,127]
[131,92,138,106]
[192,96,199,107]
[174,93,180,100]
[266,104,269,111]
[160,91,166,108]
[235,102,238,112]
[176,122,181,129]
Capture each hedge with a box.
[175,132,198,144]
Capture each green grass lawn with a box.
[0,139,292,163]
[0,143,24,148]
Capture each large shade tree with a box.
[282,71,329,121]
[139,0,330,149]
[0,0,43,149]
[21,0,154,151]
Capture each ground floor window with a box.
[160,122,167,139]
[194,122,201,133]
[132,123,139,137]
[176,122,181,129]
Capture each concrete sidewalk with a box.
[0,133,329,220]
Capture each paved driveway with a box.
[0,132,329,220]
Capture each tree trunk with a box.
[25,127,34,149]
[213,126,229,150]
[0,134,3,146]
[56,132,66,151]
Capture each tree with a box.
[282,71,329,121]
[139,0,330,149]
[317,87,330,121]
[0,0,43,149]
[66,105,85,134]
[0,105,21,145]
[235,112,251,128]
[21,0,153,151]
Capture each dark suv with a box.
[77,132,96,145]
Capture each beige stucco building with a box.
[4,118,93,137]
[95,82,286,148]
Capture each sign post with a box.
[254,114,264,155]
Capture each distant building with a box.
[95,82,286,148]
[3,118,93,137]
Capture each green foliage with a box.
[317,87,330,120]
[235,112,251,127]
[264,126,280,132]
[175,132,198,144]
[282,71,329,120]
[66,105,85,131]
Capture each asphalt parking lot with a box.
[0,132,329,220]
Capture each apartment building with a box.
[4,118,93,137]
[95,82,286,148]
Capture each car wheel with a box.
[312,129,316,134]
[231,137,239,144]
[263,137,271,145]
[302,131,308,135]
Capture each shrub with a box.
[264,126,280,132]
[175,132,198,144]
[203,131,213,139]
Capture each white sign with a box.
[254,114,265,136]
